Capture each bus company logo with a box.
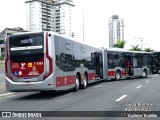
[28,63,32,67]
[20,63,26,69]
[12,63,19,68]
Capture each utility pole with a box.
[82,7,84,42]
[140,38,143,51]
[135,37,144,51]
[122,21,125,41]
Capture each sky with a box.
[0,0,160,50]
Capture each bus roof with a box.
[105,48,152,54]
[8,31,101,50]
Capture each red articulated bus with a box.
[5,31,151,92]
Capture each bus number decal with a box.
[34,62,43,65]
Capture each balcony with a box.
[56,20,60,23]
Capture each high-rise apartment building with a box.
[108,15,124,48]
[25,0,74,37]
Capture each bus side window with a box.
[56,55,59,61]
[91,53,94,61]
[133,57,137,67]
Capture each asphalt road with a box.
[0,75,160,120]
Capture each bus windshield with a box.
[9,33,44,63]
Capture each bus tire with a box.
[73,75,80,92]
[82,74,88,89]
[115,70,121,80]
[143,69,148,78]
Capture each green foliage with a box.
[144,47,154,52]
[113,40,126,48]
[130,45,142,51]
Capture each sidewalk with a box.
[0,63,7,94]
[0,62,4,71]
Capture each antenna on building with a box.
[82,6,84,42]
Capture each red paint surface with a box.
[56,73,97,88]
[88,73,96,80]
[5,37,13,80]
[56,75,75,87]
[108,71,115,76]
[121,70,126,76]
[10,58,44,77]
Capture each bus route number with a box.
[21,39,33,44]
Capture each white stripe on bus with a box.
[10,45,43,51]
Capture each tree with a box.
[130,45,142,51]
[144,47,154,52]
[113,40,126,48]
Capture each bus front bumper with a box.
[5,77,55,92]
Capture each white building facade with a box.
[108,15,124,48]
[25,0,74,37]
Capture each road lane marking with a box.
[136,85,142,89]
[146,81,149,83]
[0,93,14,97]
[152,78,154,79]
[155,76,157,77]
[92,85,102,88]
[116,95,127,102]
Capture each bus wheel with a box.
[115,70,121,80]
[82,74,88,89]
[73,75,80,92]
[143,69,148,78]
